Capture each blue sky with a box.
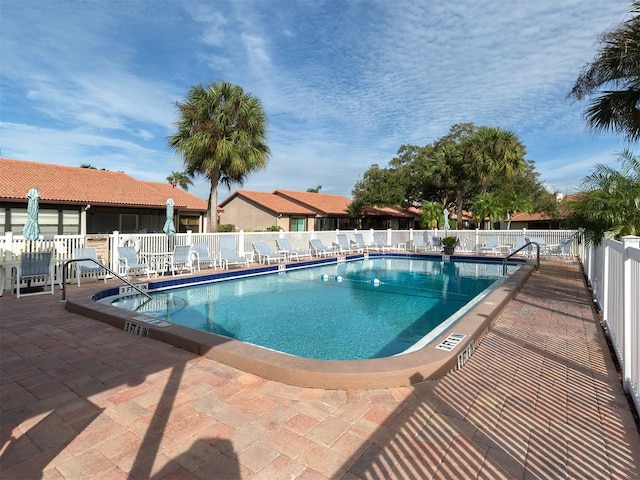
[0,0,633,202]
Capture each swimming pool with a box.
[103,257,521,361]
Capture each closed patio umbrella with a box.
[163,198,176,237]
[23,188,41,250]
[443,208,450,233]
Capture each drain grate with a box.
[436,333,465,351]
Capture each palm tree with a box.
[500,192,533,230]
[166,171,193,191]
[565,149,640,243]
[471,192,503,230]
[168,81,270,231]
[569,2,640,141]
[465,126,527,195]
[420,202,445,229]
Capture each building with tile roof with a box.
[0,158,208,235]
[219,189,420,231]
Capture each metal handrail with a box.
[503,241,540,274]
[61,258,152,301]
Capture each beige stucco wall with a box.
[219,196,278,231]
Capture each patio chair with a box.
[429,236,442,252]
[191,243,217,270]
[352,233,373,252]
[218,236,250,270]
[117,246,152,278]
[276,237,311,260]
[477,236,500,255]
[309,239,337,257]
[334,233,360,254]
[165,245,194,276]
[508,236,531,256]
[410,236,429,252]
[12,251,55,298]
[549,238,574,261]
[73,247,107,286]
[372,233,397,252]
[253,241,288,264]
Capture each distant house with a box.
[0,158,208,235]
[219,189,356,231]
[219,189,423,231]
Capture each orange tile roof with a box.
[0,158,207,211]
[274,189,351,215]
[363,206,416,218]
[219,190,317,215]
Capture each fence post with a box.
[622,235,640,394]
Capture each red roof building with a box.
[0,158,208,235]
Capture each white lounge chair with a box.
[508,236,530,256]
[309,239,337,257]
[253,241,288,264]
[191,243,217,270]
[12,251,55,298]
[165,245,194,276]
[117,246,152,278]
[276,237,311,260]
[73,247,107,286]
[372,233,397,252]
[219,246,249,270]
[411,236,429,252]
[352,233,373,252]
[477,236,500,255]
[335,233,360,254]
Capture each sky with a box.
[0,0,634,203]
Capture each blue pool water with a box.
[108,257,520,360]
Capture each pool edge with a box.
[65,260,534,389]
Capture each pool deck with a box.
[1,258,639,479]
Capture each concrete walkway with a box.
[1,260,638,479]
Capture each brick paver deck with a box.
[1,260,638,479]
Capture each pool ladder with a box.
[60,258,152,301]
[502,241,541,274]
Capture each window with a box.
[290,217,305,231]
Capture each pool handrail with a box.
[503,240,540,274]
[61,258,151,301]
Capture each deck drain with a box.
[436,333,466,351]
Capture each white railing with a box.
[581,236,640,416]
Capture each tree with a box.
[565,149,640,243]
[80,164,97,169]
[464,126,527,195]
[471,192,503,230]
[166,171,193,191]
[500,192,533,230]
[349,164,406,217]
[168,81,269,231]
[420,202,445,229]
[569,2,640,141]
[307,185,322,193]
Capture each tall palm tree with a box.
[569,2,640,141]
[166,171,193,191]
[465,126,527,195]
[168,81,270,231]
[565,149,640,243]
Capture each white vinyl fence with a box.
[581,236,640,416]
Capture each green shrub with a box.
[217,224,235,232]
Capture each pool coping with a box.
[65,253,534,389]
